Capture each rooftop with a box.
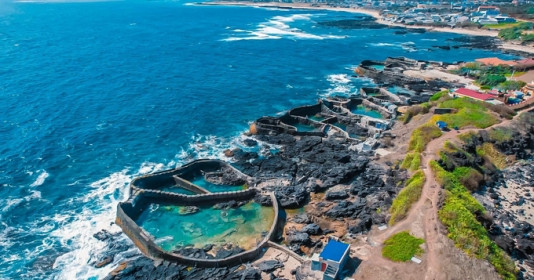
[455,88,494,101]
[475,57,517,67]
[319,239,350,263]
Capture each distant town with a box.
[241,0,534,43]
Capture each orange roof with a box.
[475,57,517,66]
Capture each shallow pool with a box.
[294,123,319,132]
[136,201,275,252]
[190,177,247,193]
[351,105,384,119]
[370,65,385,71]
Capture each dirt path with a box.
[353,109,529,280]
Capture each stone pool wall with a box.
[130,159,249,195]
[116,191,282,267]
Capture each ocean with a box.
[0,1,519,279]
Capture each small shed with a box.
[311,239,351,280]
[436,121,448,130]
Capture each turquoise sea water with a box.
[0,1,519,279]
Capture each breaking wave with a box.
[222,13,345,41]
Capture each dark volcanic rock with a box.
[291,214,311,224]
[325,200,365,219]
[216,246,245,259]
[243,139,258,147]
[256,260,284,272]
[286,230,311,245]
[224,267,261,280]
[254,193,273,206]
[274,185,309,208]
[325,187,349,201]
[301,223,322,235]
[231,148,259,161]
[349,216,373,234]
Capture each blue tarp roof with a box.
[319,239,350,262]
[436,121,447,128]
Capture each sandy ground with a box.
[403,69,476,88]
[201,1,534,55]
[517,70,534,84]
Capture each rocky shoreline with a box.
[98,56,534,280]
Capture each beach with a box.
[202,1,534,55]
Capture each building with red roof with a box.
[455,88,495,101]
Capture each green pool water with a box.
[351,105,384,119]
[190,177,246,193]
[309,115,326,122]
[388,86,415,96]
[332,122,347,131]
[136,201,275,252]
[294,123,318,132]
[370,65,385,71]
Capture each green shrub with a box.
[452,167,484,191]
[498,80,527,91]
[488,127,514,142]
[389,171,425,225]
[429,90,448,102]
[523,33,534,42]
[382,231,425,262]
[430,161,516,280]
[408,124,443,153]
[432,108,498,129]
[477,143,509,169]
[499,27,523,40]
[400,152,421,171]
[477,74,507,87]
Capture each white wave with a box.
[327,74,351,84]
[321,73,356,98]
[369,42,396,47]
[30,170,49,187]
[422,38,438,41]
[222,13,345,42]
[51,169,133,280]
[50,127,282,279]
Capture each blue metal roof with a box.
[319,239,349,262]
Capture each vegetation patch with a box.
[498,22,534,42]
[382,231,425,262]
[498,80,527,92]
[476,143,509,170]
[389,171,425,226]
[433,97,499,129]
[430,161,516,280]
[400,152,421,171]
[488,127,514,143]
[429,90,449,102]
[408,123,443,153]
[452,167,483,191]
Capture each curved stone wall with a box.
[116,191,282,267]
[130,159,250,196]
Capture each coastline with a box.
[200,1,534,55]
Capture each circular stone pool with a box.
[135,201,275,252]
